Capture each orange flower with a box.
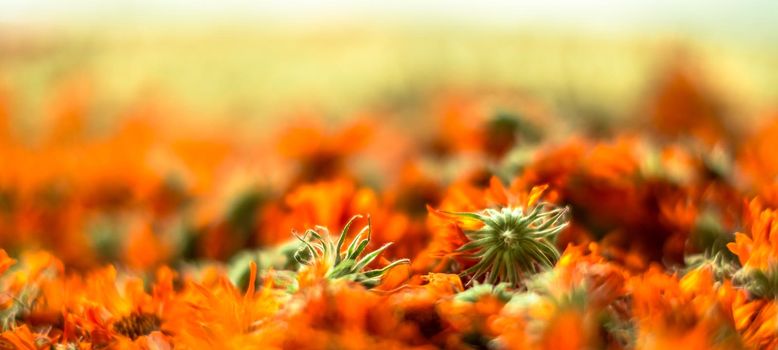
[438,294,505,348]
[0,324,49,349]
[123,222,172,271]
[727,199,778,270]
[429,93,485,156]
[277,118,374,184]
[261,178,379,245]
[554,243,628,309]
[43,264,179,347]
[739,113,778,188]
[538,309,588,350]
[731,294,778,349]
[630,266,739,349]
[277,279,431,350]
[643,57,731,146]
[165,262,287,349]
[0,250,15,276]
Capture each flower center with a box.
[501,228,516,246]
[113,312,161,340]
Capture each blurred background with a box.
[1,1,777,136]
[2,4,778,348]
[1,1,777,269]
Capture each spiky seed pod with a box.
[451,203,569,287]
[293,215,410,288]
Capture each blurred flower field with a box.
[1,14,778,350]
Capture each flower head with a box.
[294,215,410,288]
[445,186,570,287]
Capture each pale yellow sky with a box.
[1,0,776,43]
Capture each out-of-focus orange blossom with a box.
[0,57,776,350]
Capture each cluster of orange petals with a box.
[0,62,777,349]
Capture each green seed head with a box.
[293,215,410,288]
[451,203,569,287]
